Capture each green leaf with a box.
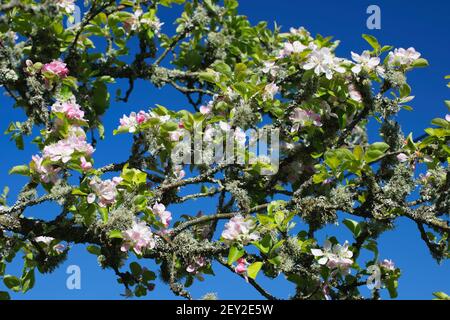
[0,291,10,300]
[21,269,35,293]
[365,142,389,163]
[92,81,110,115]
[343,219,362,238]
[433,292,450,300]
[247,262,263,280]
[386,278,398,298]
[445,100,450,110]
[431,118,449,128]
[3,275,21,291]
[86,245,101,256]
[362,34,380,51]
[108,230,123,239]
[253,234,272,254]
[411,58,429,68]
[8,165,30,176]
[227,245,244,265]
[130,262,142,276]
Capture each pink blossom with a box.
[42,60,69,78]
[121,219,156,255]
[348,83,363,102]
[380,259,395,271]
[221,215,260,244]
[186,257,206,274]
[56,0,75,14]
[80,156,92,171]
[263,82,279,101]
[234,128,246,144]
[51,99,86,121]
[388,47,421,67]
[397,153,408,163]
[311,240,353,275]
[88,177,122,207]
[173,165,185,180]
[290,108,322,132]
[169,130,183,142]
[445,114,450,122]
[151,202,172,228]
[234,258,250,281]
[31,155,61,183]
[261,61,279,77]
[42,131,94,164]
[35,236,65,254]
[117,110,169,133]
[278,41,307,58]
[200,105,212,115]
[118,112,143,133]
[136,110,149,124]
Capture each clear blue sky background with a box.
[1,0,449,300]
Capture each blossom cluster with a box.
[387,47,421,67]
[56,0,76,15]
[123,9,164,35]
[121,219,156,255]
[221,215,260,245]
[51,98,86,121]
[87,177,123,208]
[41,60,69,79]
[311,240,354,275]
[186,257,207,274]
[42,129,94,164]
[31,127,94,183]
[289,108,322,132]
[234,258,250,281]
[35,236,65,254]
[117,110,170,133]
[270,26,422,88]
[150,202,172,228]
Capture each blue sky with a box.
[1,0,449,299]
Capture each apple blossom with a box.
[121,219,156,255]
[348,83,363,102]
[351,51,380,74]
[87,177,122,207]
[262,82,279,101]
[290,108,322,132]
[445,114,450,122]
[221,215,260,244]
[397,153,409,163]
[42,132,94,164]
[278,41,307,58]
[380,259,396,271]
[311,240,354,275]
[388,47,421,67]
[151,202,172,228]
[303,47,346,80]
[56,0,75,15]
[31,155,61,183]
[289,26,311,40]
[234,127,247,144]
[234,258,250,281]
[41,60,69,78]
[169,130,184,142]
[118,111,147,133]
[186,257,207,274]
[80,156,92,171]
[35,236,65,254]
[199,104,212,115]
[173,165,186,180]
[262,61,279,77]
[51,99,86,121]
